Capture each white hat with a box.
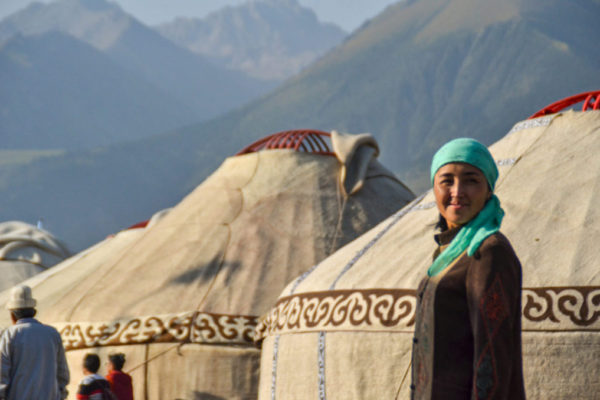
[6,285,37,310]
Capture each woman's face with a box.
[433,162,490,230]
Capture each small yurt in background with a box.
[0,130,414,399]
[0,221,70,292]
[256,93,600,400]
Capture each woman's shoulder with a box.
[473,232,522,275]
[478,231,517,256]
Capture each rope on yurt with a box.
[326,167,348,255]
[126,341,182,374]
[143,344,149,400]
[395,359,412,400]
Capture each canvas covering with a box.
[0,221,70,292]
[0,135,414,399]
[258,110,600,400]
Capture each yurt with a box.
[256,93,600,400]
[0,221,70,291]
[0,130,414,399]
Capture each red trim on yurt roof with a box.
[529,90,600,119]
[106,220,149,238]
[126,220,149,230]
[236,130,334,156]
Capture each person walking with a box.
[411,138,526,399]
[0,285,70,400]
[106,353,133,400]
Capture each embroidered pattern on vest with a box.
[474,276,509,399]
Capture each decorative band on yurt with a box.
[55,311,259,351]
[256,289,417,338]
[508,115,556,135]
[256,287,600,338]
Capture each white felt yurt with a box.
[0,130,414,399]
[0,221,70,292]
[256,95,600,400]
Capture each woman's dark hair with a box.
[84,353,101,373]
[436,214,448,231]
[108,353,126,371]
[10,308,36,321]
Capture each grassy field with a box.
[0,149,65,166]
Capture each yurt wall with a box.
[257,111,600,400]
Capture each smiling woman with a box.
[433,163,491,230]
[410,138,526,400]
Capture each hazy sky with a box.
[0,0,400,32]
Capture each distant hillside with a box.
[0,0,274,148]
[0,31,197,149]
[228,0,600,188]
[2,0,599,251]
[156,0,346,81]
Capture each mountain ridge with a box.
[0,0,275,149]
[0,30,198,149]
[156,0,346,81]
[2,0,599,250]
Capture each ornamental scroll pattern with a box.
[256,286,600,340]
[54,287,600,350]
[255,289,417,340]
[56,311,259,351]
[522,287,600,330]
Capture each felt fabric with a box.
[0,221,71,292]
[331,130,382,195]
[427,138,504,277]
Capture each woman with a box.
[106,353,134,400]
[411,138,526,400]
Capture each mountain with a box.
[2,0,600,250]
[225,0,600,187]
[0,0,274,148]
[0,31,197,149]
[156,0,346,81]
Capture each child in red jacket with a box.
[106,353,133,400]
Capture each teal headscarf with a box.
[427,138,504,277]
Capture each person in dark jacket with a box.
[106,353,133,400]
[411,138,526,400]
[76,353,113,400]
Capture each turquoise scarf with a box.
[427,138,504,277]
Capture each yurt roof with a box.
[257,100,600,399]
[0,221,70,292]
